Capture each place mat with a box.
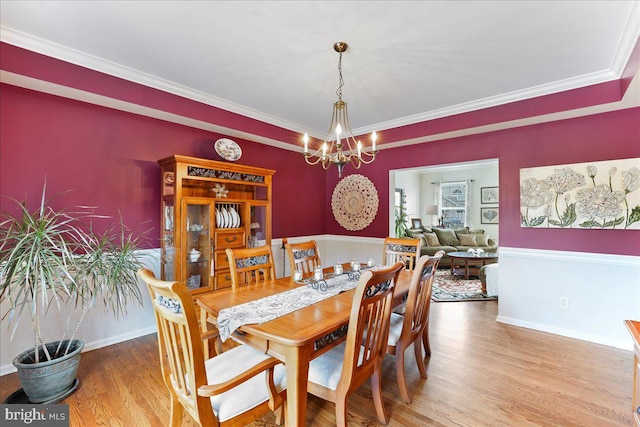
[217,272,363,342]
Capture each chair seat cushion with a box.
[205,344,286,422]
[308,342,347,391]
[387,312,405,346]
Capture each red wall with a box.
[0,84,327,244]
[327,107,640,256]
[1,43,639,257]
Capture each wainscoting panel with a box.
[497,247,640,350]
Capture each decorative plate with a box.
[215,209,222,228]
[331,174,379,231]
[215,138,242,161]
[229,206,240,228]
[221,207,229,228]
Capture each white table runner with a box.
[217,273,363,342]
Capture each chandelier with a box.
[302,42,378,177]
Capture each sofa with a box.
[404,226,498,267]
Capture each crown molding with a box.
[0,26,302,133]
[3,20,638,139]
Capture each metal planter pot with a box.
[13,340,84,403]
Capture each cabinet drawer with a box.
[215,270,233,290]
[215,251,231,271]
[215,231,245,249]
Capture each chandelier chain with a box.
[336,50,344,102]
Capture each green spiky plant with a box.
[394,204,410,238]
[0,183,148,362]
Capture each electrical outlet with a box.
[559,297,569,309]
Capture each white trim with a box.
[499,246,640,268]
[495,315,633,351]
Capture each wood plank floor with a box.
[1,300,633,426]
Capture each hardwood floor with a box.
[1,301,632,426]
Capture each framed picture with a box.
[481,187,499,204]
[481,207,499,224]
[410,218,423,229]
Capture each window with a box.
[440,182,467,228]
[394,188,406,217]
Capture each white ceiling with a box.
[1,1,639,139]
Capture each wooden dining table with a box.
[196,266,412,426]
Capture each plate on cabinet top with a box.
[215,138,242,162]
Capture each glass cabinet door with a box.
[183,199,214,292]
[248,203,270,248]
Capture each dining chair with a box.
[225,245,275,289]
[306,261,404,426]
[382,236,422,272]
[386,251,444,403]
[138,269,286,427]
[285,239,321,277]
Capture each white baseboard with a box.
[496,315,633,351]
[0,326,158,377]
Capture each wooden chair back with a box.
[139,268,285,426]
[307,261,404,425]
[382,237,422,272]
[138,268,216,426]
[225,245,275,289]
[387,251,444,403]
[400,251,444,347]
[285,239,321,276]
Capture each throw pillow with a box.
[475,234,489,246]
[423,232,440,246]
[458,234,477,246]
[433,228,459,246]
[409,230,424,240]
[469,229,485,235]
[454,227,471,241]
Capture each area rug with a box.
[431,270,498,302]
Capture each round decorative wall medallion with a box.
[331,174,379,231]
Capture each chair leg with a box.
[274,400,286,425]
[395,348,412,404]
[169,394,183,427]
[414,340,428,379]
[423,325,431,356]
[371,368,389,424]
[335,398,348,427]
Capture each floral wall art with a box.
[520,158,640,230]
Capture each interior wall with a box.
[327,108,640,257]
[0,84,327,241]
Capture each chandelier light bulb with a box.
[303,133,309,153]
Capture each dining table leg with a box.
[284,345,312,426]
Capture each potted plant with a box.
[394,204,410,238]
[0,183,148,403]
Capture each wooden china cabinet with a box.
[158,155,275,295]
